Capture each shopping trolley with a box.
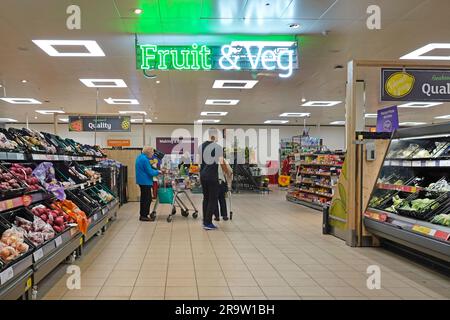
[150,173,199,223]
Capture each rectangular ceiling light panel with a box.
[36,110,65,115]
[400,43,450,60]
[302,101,342,107]
[32,40,105,57]
[399,122,427,126]
[264,120,289,124]
[205,99,240,105]
[330,121,345,125]
[200,111,228,116]
[105,98,139,105]
[279,113,310,117]
[213,80,258,89]
[0,98,42,104]
[118,111,147,115]
[196,119,221,123]
[80,79,127,88]
[0,118,18,122]
[398,102,443,108]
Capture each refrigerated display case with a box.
[364,123,450,264]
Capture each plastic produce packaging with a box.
[0,227,30,262]
[33,162,66,200]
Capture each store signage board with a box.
[136,42,298,78]
[156,137,198,155]
[382,68,450,101]
[376,105,399,132]
[68,116,131,132]
[107,139,131,147]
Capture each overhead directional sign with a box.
[136,41,298,78]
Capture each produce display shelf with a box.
[299,171,332,177]
[286,195,323,211]
[0,192,47,214]
[84,201,118,242]
[0,268,32,300]
[64,177,102,191]
[376,183,424,193]
[383,159,450,168]
[298,189,333,198]
[0,152,26,161]
[32,229,82,284]
[300,162,342,167]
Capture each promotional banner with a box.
[156,137,197,155]
[376,106,399,132]
[69,116,131,132]
[381,68,450,101]
[107,139,131,147]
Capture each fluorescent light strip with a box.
[434,115,450,120]
[196,119,220,123]
[104,98,139,105]
[230,41,296,47]
[399,122,427,126]
[330,121,345,125]
[302,101,342,107]
[80,79,127,88]
[264,120,289,124]
[205,99,240,106]
[131,119,152,123]
[119,111,147,115]
[200,111,228,116]
[36,110,65,115]
[279,113,310,117]
[59,118,69,122]
[365,113,378,118]
[0,98,42,104]
[213,80,258,89]
[398,102,443,108]
[32,40,105,57]
[400,43,450,60]
[0,118,18,123]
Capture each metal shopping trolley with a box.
[150,172,199,223]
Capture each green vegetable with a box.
[431,214,450,226]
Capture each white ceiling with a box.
[0,0,450,126]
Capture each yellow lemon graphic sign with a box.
[385,72,415,98]
[121,118,130,130]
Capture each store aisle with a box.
[40,189,450,300]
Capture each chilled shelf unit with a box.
[287,152,345,211]
[364,123,450,265]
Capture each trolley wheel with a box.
[150,211,156,221]
[181,210,189,217]
[171,207,176,215]
[192,211,198,219]
[167,215,173,223]
[230,212,233,220]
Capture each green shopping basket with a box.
[157,187,174,204]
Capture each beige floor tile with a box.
[165,286,198,297]
[304,271,336,279]
[284,278,318,287]
[104,277,137,287]
[234,296,268,300]
[98,286,133,298]
[63,286,102,298]
[135,278,166,286]
[388,287,431,298]
[324,286,364,297]
[131,286,165,299]
[301,296,336,300]
[81,277,107,287]
[197,278,228,287]
[293,286,330,297]
[199,296,234,300]
[113,263,142,271]
[224,270,255,278]
[260,286,297,297]
[96,296,131,300]
[300,264,329,272]
[165,296,199,300]
[254,278,288,287]
[109,270,140,279]
[83,270,111,279]
[138,270,167,279]
[196,270,225,278]
[61,296,97,300]
[314,278,349,287]
[268,296,302,300]
[166,278,197,287]
[198,286,232,297]
[229,286,265,297]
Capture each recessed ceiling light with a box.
[302,101,342,107]
[34,116,38,120]
[0,84,2,88]
[301,98,307,103]
[32,40,105,57]
[21,80,28,83]
[200,111,228,116]
[118,111,147,115]
[289,23,300,29]
[196,119,220,123]
[205,99,240,106]
[80,79,127,88]
[398,102,443,108]
[0,98,42,104]
[365,113,378,118]
[264,120,289,124]
[104,98,139,105]
[0,118,18,123]
[213,80,258,89]
[156,80,160,84]
[330,120,345,125]
[399,122,427,126]
[36,110,65,115]
[400,43,450,60]
[133,8,143,14]
[59,118,69,122]
[154,117,158,120]
[279,113,310,117]
[131,118,152,123]
[434,115,450,120]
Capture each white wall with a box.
[7,123,346,151]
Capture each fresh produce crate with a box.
[0,208,56,261]
[396,191,449,221]
[0,128,27,153]
[54,163,89,184]
[27,201,71,235]
[66,189,102,216]
[0,163,27,199]
[7,128,48,154]
[0,220,34,285]
[2,162,43,193]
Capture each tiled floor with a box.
[40,189,450,300]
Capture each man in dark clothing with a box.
[199,129,223,230]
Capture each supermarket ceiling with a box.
[1,0,450,126]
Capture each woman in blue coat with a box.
[135,146,160,221]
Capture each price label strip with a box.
[55,236,63,247]
[33,248,44,262]
[412,225,436,237]
[0,267,14,285]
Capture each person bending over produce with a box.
[135,146,160,221]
